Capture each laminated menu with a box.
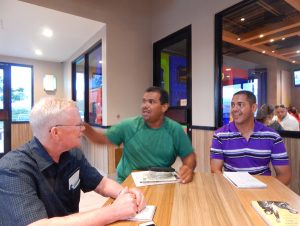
[252,200,300,225]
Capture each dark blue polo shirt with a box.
[0,137,103,226]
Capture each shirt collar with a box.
[230,120,263,133]
[31,137,55,172]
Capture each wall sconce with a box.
[43,74,56,91]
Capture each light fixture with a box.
[42,28,53,38]
[262,50,266,54]
[237,37,241,41]
[98,60,103,64]
[259,34,264,38]
[35,49,43,56]
[270,39,274,42]
[240,18,245,22]
[297,50,300,54]
[225,68,231,71]
[272,50,275,53]
[281,37,285,41]
[292,60,296,63]
[43,74,57,91]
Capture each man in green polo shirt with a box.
[84,86,196,183]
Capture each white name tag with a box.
[69,169,80,190]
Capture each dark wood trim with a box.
[71,41,102,124]
[153,25,192,137]
[191,125,216,131]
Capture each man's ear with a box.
[252,103,257,113]
[162,103,169,113]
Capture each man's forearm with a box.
[210,159,224,173]
[83,122,110,144]
[182,152,196,170]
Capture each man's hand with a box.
[112,187,139,219]
[128,187,146,212]
[179,165,194,183]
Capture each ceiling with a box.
[0,0,104,62]
[222,0,300,65]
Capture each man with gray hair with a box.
[0,97,146,226]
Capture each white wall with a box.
[151,0,241,127]
[63,27,108,124]
[22,0,251,127]
[0,55,64,102]
[22,0,153,126]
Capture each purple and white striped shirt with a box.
[210,121,289,175]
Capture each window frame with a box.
[153,25,192,137]
[214,0,300,138]
[72,41,103,126]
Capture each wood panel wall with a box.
[11,123,33,150]
[10,124,300,195]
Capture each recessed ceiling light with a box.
[35,49,43,56]
[262,50,266,54]
[42,28,53,38]
[272,50,275,53]
[237,37,241,41]
[270,39,274,42]
[297,50,300,54]
[240,18,245,22]
[281,37,285,41]
[259,34,264,38]
[292,60,296,63]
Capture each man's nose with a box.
[231,105,238,111]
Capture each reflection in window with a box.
[160,40,187,107]
[221,64,263,124]
[217,0,300,133]
[72,41,102,126]
[88,45,102,125]
[76,72,85,120]
[11,65,32,122]
[0,69,3,109]
[0,121,3,153]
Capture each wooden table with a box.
[105,172,300,226]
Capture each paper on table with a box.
[131,171,180,187]
[223,172,267,188]
[252,200,300,225]
[127,205,156,221]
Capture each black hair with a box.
[233,90,256,105]
[256,104,274,122]
[145,86,169,104]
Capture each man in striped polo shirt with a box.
[210,90,291,185]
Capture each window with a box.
[11,65,33,122]
[153,25,192,136]
[0,62,32,156]
[215,0,300,137]
[72,41,102,126]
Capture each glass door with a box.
[0,65,11,157]
[153,25,192,137]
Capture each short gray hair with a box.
[30,97,77,139]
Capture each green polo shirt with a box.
[106,116,194,182]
